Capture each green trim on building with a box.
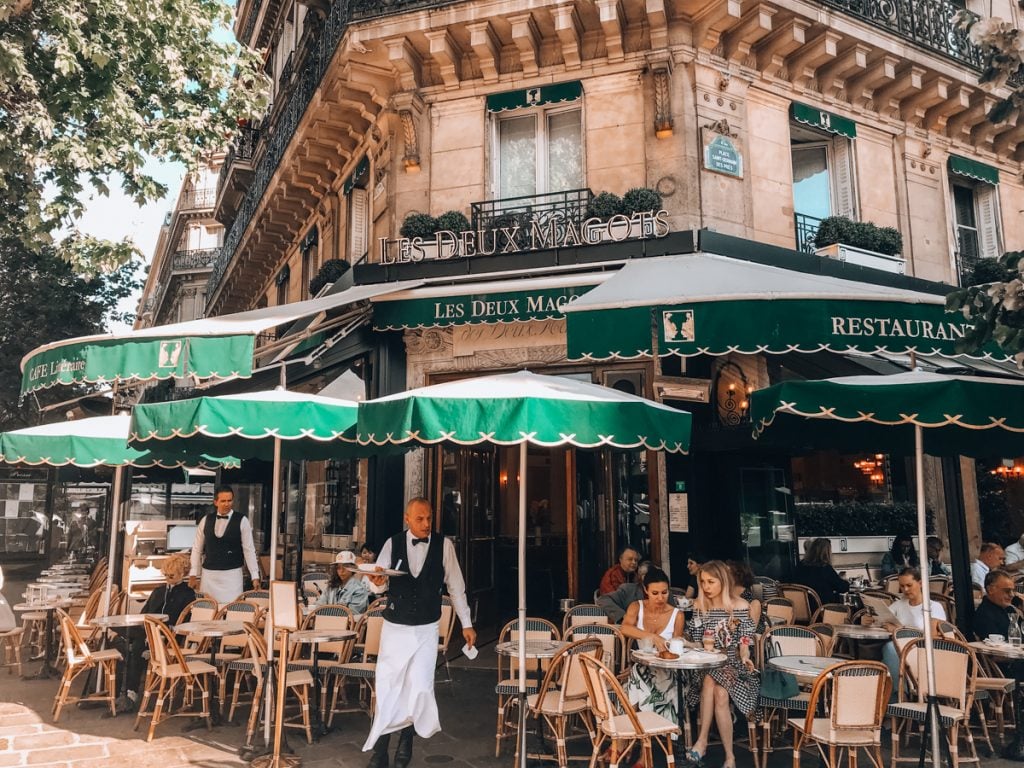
[948,154,999,185]
[485,81,583,113]
[343,156,370,195]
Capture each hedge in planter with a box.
[794,501,932,537]
[622,187,663,215]
[813,216,902,256]
[309,258,350,296]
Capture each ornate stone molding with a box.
[392,91,424,172]
[647,52,674,137]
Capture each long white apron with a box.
[362,619,440,749]
[200,567,244,606]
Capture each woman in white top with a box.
[868,567,946,699]
[621,567,686,731]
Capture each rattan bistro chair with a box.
[52,609,122,721]
[495,617,561,757]
[789,660,891,768]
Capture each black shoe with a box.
[394,727,414,768]
[368,734,391,768]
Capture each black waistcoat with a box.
[384,532,444,625]
[202,512,244,571]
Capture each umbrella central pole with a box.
[914,424,942,768]
[517,441,528,768]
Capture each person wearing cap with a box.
[318,550,371,614]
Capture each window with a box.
[951,181,1000,284]
[791,124,857,252]
[495,107,583,198]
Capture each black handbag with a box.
[760,640,799,700]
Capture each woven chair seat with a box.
[186,651,244,665]
[22,612,47,621]
[334,662,376,679]
[790,718,882,747]
[887,701,965,727]
[759,691,811,710]
[601,710,678,739]
[496,679,539,696]
[527,691,590,716]
[91,648,123,663]
[977,677,1015,693]
[0,627,24,638]
[159,660,217,679]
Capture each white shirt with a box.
[890,598,946,630]
[971,559,990,588]
[1006,542,1024,565]
[372,531,473,628]
[189,510,260,582]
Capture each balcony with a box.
[470,189,594,233]
[794,213,823,254]
[215,124,262,226]
[179,186,217,212]
[171,247,221,272]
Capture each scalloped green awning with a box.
[485,81,582,113]
[790,101,857,139]
[750,371,1024,457]
[562,253,1009,362]
[20,281,422,396]
[948,154,999,185]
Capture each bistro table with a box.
[767,653,837,685]
[632,648,727,747]
[289,627,356,739]
[14,598,73,679]
[174,620,247,726]
[496,639,569,754]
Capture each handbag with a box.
[759,640,799,700]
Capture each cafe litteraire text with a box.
[378,210,671,264]
[25,358,86,384]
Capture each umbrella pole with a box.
[517,441,528,768]
[263,435,282,748]
[100,465,123,618]
[915,425,942,768]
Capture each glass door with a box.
[739,467,795,580]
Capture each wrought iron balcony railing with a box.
[172,247,221,272]
[217,125,262,198]
[180,186,217,211]
[794,212,824,254]
[818,0,983,69]
[470,189,594,233]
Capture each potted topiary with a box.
[621,187,663,216]
[309,258,350,296]
[399,212,438,239]
[435,210,470,234]
[586,192,623,220]
[813,216,905,274]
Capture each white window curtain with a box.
[496,108,582,199]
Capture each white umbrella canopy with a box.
[355,370,692,768]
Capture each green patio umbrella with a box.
[0,414,231,618]
[751,369,1024,767]
[356,370,691,768]
[129,388,366,747]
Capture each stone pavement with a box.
[1,562,1020,767]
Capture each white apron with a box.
[362,619,440,749]
[201,568,244,606]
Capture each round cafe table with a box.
[174,620,247,725]
[767,654,837,684]
[833,625,891,641]
[632,648,727,746]
[289,627,356,739]
[14,598,73,679]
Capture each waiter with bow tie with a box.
[364,497,476,768]
[188,485,261,605]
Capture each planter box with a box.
[815,242,905,274]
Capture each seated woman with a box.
[118,553,196,712]
[318,550,371,614]
[685,560,758,768]
[621,566,685,727]
[793,537,849,604]
[880,533,919,579]
[866,566,946,698]
[682,553,705,600]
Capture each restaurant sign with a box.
[21,335,254,395]
[374,285,597,330]
[566,299,997,361]
[378,210,670,265]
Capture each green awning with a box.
[485,81,582,113]
[948,154,999,185]
[562,252,1011,362]
[790,101,857,139]
[372,278,601,330]
[343,156,370,195]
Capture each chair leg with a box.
[147,676,168,742]
[246,678,263,747]
[106,661,117,717]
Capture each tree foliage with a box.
[0,237,143,430]
[946,251,1024,365]
[957,13,1024,126]
[0,0,268,272]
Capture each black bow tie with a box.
[217,514,230,519]
[412,537,429,545]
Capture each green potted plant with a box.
[586,192,624,220]
[435,210,470,233]
[621,187,663,215]
[309,259,350,296]
[399,212,438,239]
[813,216,904,273]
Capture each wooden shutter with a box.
[975,184,1002,259]
[832,136,858,219]
[349,187,369,262]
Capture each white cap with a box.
[334,550,358,565]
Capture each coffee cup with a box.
[638,637,655,653]
[669,638,686,655]
[989,634,1006,643]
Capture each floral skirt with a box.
[627,662,679,726]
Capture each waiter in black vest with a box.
[364,497,476,768]
[188,485,260,605]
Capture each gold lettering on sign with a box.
[453,319,567,357]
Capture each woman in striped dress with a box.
[684,560,759,768]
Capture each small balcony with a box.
[470,189,594,233]
[215,124,262,226]
[171,247,221,273]
[794,213,823,254]
[179,186,217,212]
